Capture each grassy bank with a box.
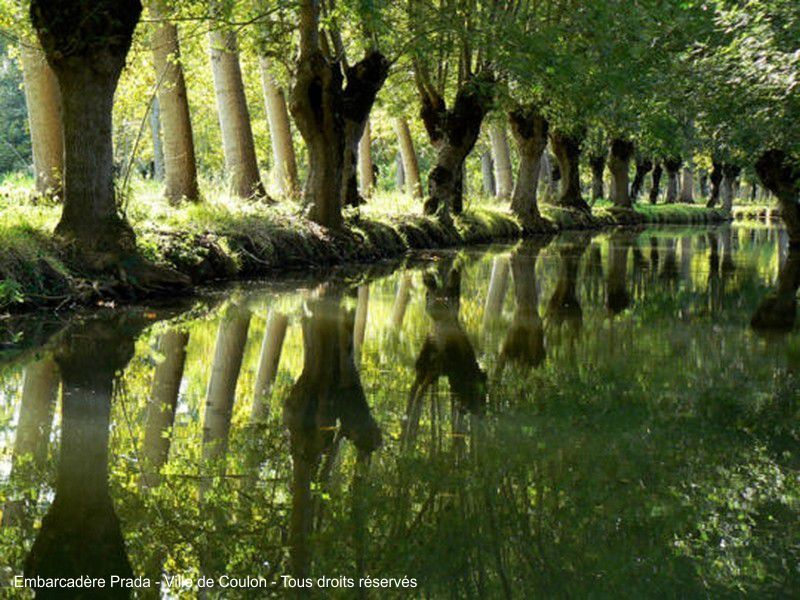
[0,180,734,312]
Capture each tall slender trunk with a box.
[755,150,800,246]
[549,131,590,212]
[148,0,199,203]
[489,123,513,200]
[483,256,510,330]
[608,139,634,209]
[420,73,494,218]
[649,163,663,204]
[393,117,422,198]
[31,0,140,257]
[203,305,251,470]
[720,163,741,214]
[589,155,605,201]
[391,274,413,328]
[508,106,549,229]
[2,357,59,528]
[630,159,652,202]
[142,329,188,487]
[395,152,405,189]
[481,150,495,196]
[19,40,63,196]
[706,161,722,207]
[251,311,288,424]
[208,28,265,199]
[259,57,298,197]
[358,119,374,199]
[664,158,681,204]
[149,96,165,181]
[680,165,694,203]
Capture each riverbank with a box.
[0,191,734,314]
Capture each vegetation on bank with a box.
[1,177,738,312]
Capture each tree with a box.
[290,0,390,227]
[258,57,299,197]
[147,0,200,203]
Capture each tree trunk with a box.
[755,150,800,247]
[148,0,200,203]
[390,274,413,328]
[203,305,251,470]
[19,40,63,196]
[649,163,663,204]
[2,357,58,528]
[720,163,741,214]
[489,123,513,200]
[706,161,722,207]
[149,96,165,181]
[679,165,694,203]
[208,29,265,199]
[483,256,510,330]
[664,158,681,204]
[31,0,141,257]
[589,155,605,201]
[353,286,369,363]
[358,119,374,199]
[251,311,288,424]
[291,2,389,227]
[395,152,405,189]
[549,131,590,212]
[608,139,634,209]
[259,57,298,197]
[508,106,549,230]
[699,171,709,197]
[420,74,493,218]
[393,117,422,198]
[630,159,652,202]
[141,329,188,487]
[481,150,495,196]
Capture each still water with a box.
[0,224,798,598]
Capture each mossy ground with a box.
[0,176,755,312]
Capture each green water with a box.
[0,224,798,598]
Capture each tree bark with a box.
[664,158,681,204]
[481,150,495,196]
[589,155,605,201]
[755,150,800,247]
[649,162,663,204]
[2,357,58,528]
[630,159,652,201]
[420,73,494,218]
[489,123,513,200]
[141,329,188,487]
[203,305,251,470]
[149,96,165,181]
[147,0,200,203]
[509,106,549,230]
[549,131,590,212]
[358,119,374,199]
[259,57,298,197]
[720,163,741,214]
[208,28,265,199]
[251,311,288,424]
[608,138,634,209]
[31,0,141,256]
[395,151,405,189]
[393,117,422,198]
[679,165,694,203]
[706,161,722,207]
[19,40,63,196]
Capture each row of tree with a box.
[4,0,799,264]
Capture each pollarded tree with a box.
[693,0,800,242]
[29,0,141,256]
[290,0,392,228]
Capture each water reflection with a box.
[0,225,798,598]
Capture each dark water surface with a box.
[0,224,798,598]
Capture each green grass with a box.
[0,177,739,312]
